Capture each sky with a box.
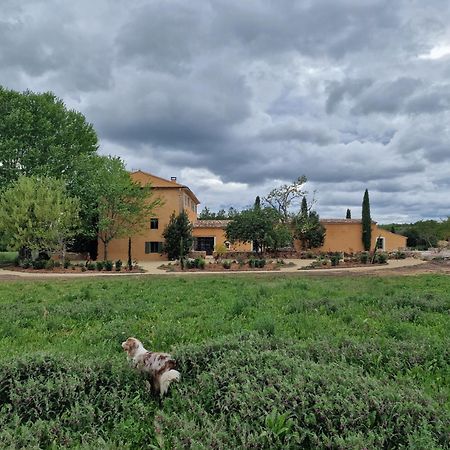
[1,0,449,223]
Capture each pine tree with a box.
[362,189,372,251]
[346,208,351,219]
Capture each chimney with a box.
[171,176,177,182]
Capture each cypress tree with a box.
[362,189,372,251]
[162,211,193,260]
[301,196,308,218]
[346,208,351,219]
[254,196,261,210]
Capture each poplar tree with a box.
[346,208,351,219]
[362,189,372,251]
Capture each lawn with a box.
[0,251,18,266]
[0,274,449,448]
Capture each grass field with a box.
[0,274,449,448]
[0,251,18,266]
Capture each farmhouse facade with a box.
[101,171,406,261]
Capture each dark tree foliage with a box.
[254,196,261,210]
[301,197,308,218]
[0,87,98,190]
[294,209,326,250]
[198,207,230,220]
[346,209,351,219]
[362,189,372,251]
[162,211,193,260]
[226,207,281,253]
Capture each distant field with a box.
[0,274,448,448]
[0,251,17,265]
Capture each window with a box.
[376,237,385,250]
[145,242,163,254]
[150,218,159,229]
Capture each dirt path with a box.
[0,258,447,282]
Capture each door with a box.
[195,237,215,255]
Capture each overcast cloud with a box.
[1,0,449,222]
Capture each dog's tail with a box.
[159,369,180,396]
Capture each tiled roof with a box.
[321,219,377,224]
[193,220,231,228]
[194,218,377,227]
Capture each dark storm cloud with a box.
[1,0,449,221]
[351,78,422,115]
[259,123,336,146]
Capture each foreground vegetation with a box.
[0,274,449,448]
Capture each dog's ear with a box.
[122,337,141,353]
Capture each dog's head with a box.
[121,337,142,357]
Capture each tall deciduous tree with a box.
[226,207,281,253]
[97,157,162,260]
[162,211,193,260]
[362,189,372,251]
[0,176,80,259]
[0,87,98,190]
[263,176,307,223]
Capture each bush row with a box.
[0,333,448,448]
[18,259,125,271]
[159,334,449,449]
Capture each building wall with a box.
[294,222,407,253]
[192,227,252,252]
[102,171,406,261]
[99,171,199,261]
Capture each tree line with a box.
[380,219,450,249]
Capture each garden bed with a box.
[300,261,388,270]
[5,259,145,274]
[158,260,291,272]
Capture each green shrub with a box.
[63,260,71,269]
[104,260,113,271]
[156,334,449,450]
[0,355,156,448]
[86,262,96,271]
[330,254,340,266]
[196,258,206,270]
[222,260,231,269]
[44,259,55,270]
[374,252,388,264]
[115,259,123,271]
[18,258,31,269]
[359,252,370,264]
[53,260,61,268]
[96,260,104,271]
[31,259,46,270]
[249,258,266,268]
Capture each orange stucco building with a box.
[99,171,200,261]
[102,171,406,261]
[294,219,406,253]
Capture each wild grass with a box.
[0,274,449,448]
